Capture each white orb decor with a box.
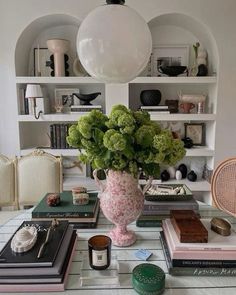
[77,0,152,83]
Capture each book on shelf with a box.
[0,225,73,276]
[160,232,236,276]
[0,220,69,268]
[32,191,99,219]
[70,105,102,112]
[49,123,72,149]
[160,231,236,268]
[0,231,77,291]
[140,105,169,110]
[163,218,236,251]
[136,214,168,227]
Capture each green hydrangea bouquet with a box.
[67,104,186,178]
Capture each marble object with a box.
[167,166,176,179]
[175,170,182,180]
[73,192,89,205]
[11,226,37,253]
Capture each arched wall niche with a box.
[148,13,219,75]
[15,14,81,76]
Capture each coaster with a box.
[80,255,120,287]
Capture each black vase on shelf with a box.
[140,89,162,106]
[72,92,101,105]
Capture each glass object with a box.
[80,255,119,287]
[77,2,152,83]
[88,235,111,270]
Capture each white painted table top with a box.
[1,203,236,295]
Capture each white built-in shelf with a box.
[150,113,216,121]
[185,147,214,157]
[132,76,217,84]
[15,76,102,84]
[139,178,210,192]
[18,113,84,122]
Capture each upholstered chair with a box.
[16,150,62,208]
[0,154,17,209]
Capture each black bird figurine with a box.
[72,92,101,105]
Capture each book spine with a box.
[31,211,94,218]
[24,96,29,114]
[52,124,57,149]
[55,124,61,149]
[144,204,198,211]
[172,259,236,268]
[169,267,236,276]
[136,220,162,227]
[50,125,55,148]
[60,124,66,149]
[70,108,101,112]
[142,209,198,215]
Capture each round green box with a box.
[132,263,165,295]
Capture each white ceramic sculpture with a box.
[11,226,37,253]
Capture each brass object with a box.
[210,217,231,236]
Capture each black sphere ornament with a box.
[161,170,170,182]
[140,89,162,106]
[182,137,193,149]
[187,170,197,182]
[178,164,188,179]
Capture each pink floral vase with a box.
[93,169,152,247]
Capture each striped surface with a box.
[1,203,236,294]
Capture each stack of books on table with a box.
[140,105,170,114]
[0,220,76,292]
[161,215,236,276]
[136,186,198,227]
[32,191,100,228]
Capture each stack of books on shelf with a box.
[161,211,236,276]
[70,105,102,113]
[0,220,76,292]
[136,185,198,227]
[50,123,73,149]
[32,191,100,228]
[140,105,170,114]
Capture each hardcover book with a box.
[0,232,77,291]
[0,220,69,268]
[32,191,98,219]
[143,198,199,212]
[160,232,236,276]
[0,225,73,276]
[163,218,236,251]
[160,231,236,268]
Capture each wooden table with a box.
[1,203,236,294]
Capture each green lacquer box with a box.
[132,263,165,295]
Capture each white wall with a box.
[0,0,236,165]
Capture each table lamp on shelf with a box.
[25,84,43,120]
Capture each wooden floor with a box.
[1,204,236,294]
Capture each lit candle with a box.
[37,44,40,76]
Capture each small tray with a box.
[144,184,193,201]
[80,255,120,287]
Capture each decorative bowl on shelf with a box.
[140,89,162,106]
[158,66,188,77]
[72,92,101,105]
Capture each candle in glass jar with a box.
[88,235,111,270]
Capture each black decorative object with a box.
[140,89,162,106]
[182,137,194,149]
[187,170,197,182]
[49,54,69,77]
[72,92,101,105]
[197,64,208,76]
[158,66,187,77]
[161,170,170,182]
[106,0,125,4]
[178,164,188,179]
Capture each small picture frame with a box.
[152,45,189,76]
[34,48,51,77]
[54,88,80,112]
[184,123,205,146]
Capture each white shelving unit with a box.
[14,13,219,203]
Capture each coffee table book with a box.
[0,220,69,268]
[32,191,98,218]
[160,232,236,276]
[0,225,73,276]
[159,231,236,268]
[0,232,77,292]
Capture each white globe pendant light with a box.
[77,0,152,83]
